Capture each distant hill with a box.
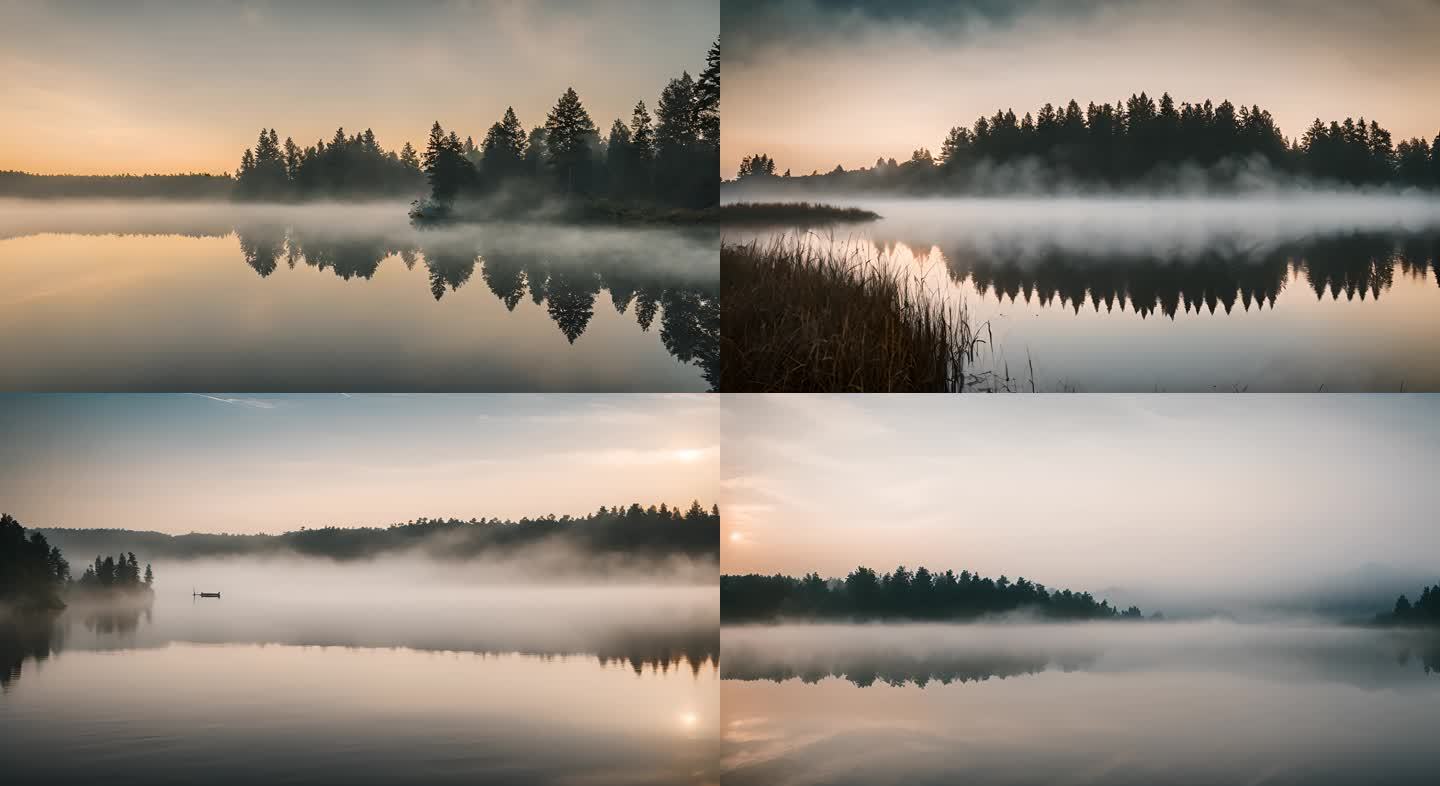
[36,502,719,566]
[0,170,235,199]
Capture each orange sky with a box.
[0,394,719,534]
[722,0,1440,177]
[0,1,715,175]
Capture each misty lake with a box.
[721,622,1440,786]
[725,195,1440,391]
[0,200,718,391]
[0,562,719,786]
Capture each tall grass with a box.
[721,237,982,391]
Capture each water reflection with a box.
[722,623,1440,785]
[731,220,1440,390]
[870,231,1440,319]
[3,599,717,691]
[0,201,717,391]
[722,623,1440,688]
[231,221,720,382]
[2,585,718,785]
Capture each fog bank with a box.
[722,192,1440,260]
[722,621,1440,689]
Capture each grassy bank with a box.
[721,239,978,391]
[719,201,881,225]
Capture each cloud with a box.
[566,445,720,467]
[185,393,279,409]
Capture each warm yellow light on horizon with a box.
[672,448,706,463]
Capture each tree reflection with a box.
[227,224,717,386]
[0,608,715,689]
[545,269,601,343]
[0,614,62,690]
[421,249,477,300]
[827,231,1440,319]
[721,649,1064,688]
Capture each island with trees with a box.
[726,94,1440,196]
[721,565,1154,623]
[1,514,155,612]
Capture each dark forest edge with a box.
[32,502,720,564]
[718,202,881,225]
[721,565,1156,623]
[1376,583,1440,627]
[727,93,1440,195]
[1,514,154,613]
[721,240,978,392]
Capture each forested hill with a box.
[727,93,1440,194]
[722,565,1155,623]
[36,503,719,564]
[0,171,235,199]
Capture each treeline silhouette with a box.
[231,224,719,388]
[2,515,160,612]
[0,514,69,611]
[1380,583,1440,626]
[38,502,720,564]
[235,127,425,199]
[417,39,719,212]
[838,232,1440,319]
[731,94,1440,192]
[721,565,1149,623]
[0,171,235,199]
[72,553,154,597]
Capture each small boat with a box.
[193,590,221,598]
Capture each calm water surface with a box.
[722,622,1440,786]
[726,196,1440,391]
[1,573,719,786]
[0,200,718,391]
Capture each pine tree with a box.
[399,142,420,172]
[423,121,460,202]
[605,118,632,197]
[524,126,547,178]
[481,107,528,180]
[696,37,720,150]
[544,87,599,194]
[283,136,300,181]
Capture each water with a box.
[0,562,719,786]
[0,200,718,391]
[724,195,1440,391]
[721,622,1440,785]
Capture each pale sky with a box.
[0,0,716,175]
[723,0,1440,177]
[0,394,719,534]
[722,395,1440,595]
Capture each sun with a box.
[672,448,706,463]
[679,711,698,729]
[729,532,745,544]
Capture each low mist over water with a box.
[721,622,1440,786]
[2,558,718,785]
[724,193,1440,391]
